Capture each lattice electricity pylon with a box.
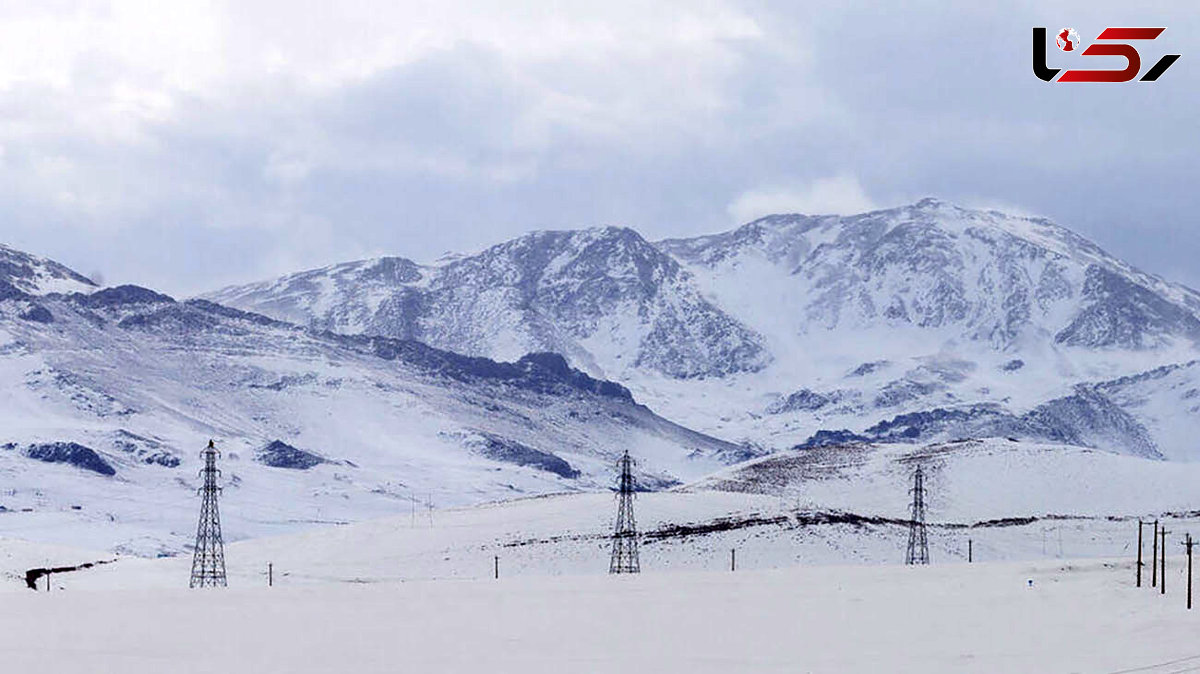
[609,450,641,574]
[190,439,227,588]
[905,465,929,565]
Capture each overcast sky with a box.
[0,0,1197,295]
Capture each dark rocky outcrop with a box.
[19,305,53,323]
[255,440,326,470]
[473,432,580,479]
[74,285,174,308]
[25,442,115,476]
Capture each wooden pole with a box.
[731,549,736,572]
[1153,520,1159,587]
[1137,520,1143,587]
[1186,534,1193,610]
[1161,527,1170,596]
[494,555,499,580]
[968,539,973,563]
[268,563,273,587]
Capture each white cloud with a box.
[727,175,879,222]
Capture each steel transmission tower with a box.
[190,439,227,588]
[905,465,929,565]
[609,450,640,574]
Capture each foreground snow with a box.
[0,462,1195,672]
[2,557,1196,673]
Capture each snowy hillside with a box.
[0,243,97,295]
[0,275,751,556]
[205,200,1200,459]
[23,436,1199,592]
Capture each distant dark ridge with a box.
[186,299,295,329]
[115,299,301,332]
[329,332,634,401]
[72,285,175,308]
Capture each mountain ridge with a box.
[0,268,753,555]
[200,199,1200,459]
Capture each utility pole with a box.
[1137,520,1144,587]
[268,563,273,587]
[190,440,227,588]
[1161,527,1170,596]
[609,450,640,574]
[968,539,973,563]
[731,549,736,572]
[494,555,499,580]
[1184,534,1194,610]
[905,466,929,565]
[1153,520,1159,588]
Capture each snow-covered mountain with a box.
[205,227,769,380]
[0,270,752,556]
[1,243,97,296]
[660,198,1200,351]
[206,200,1200,459]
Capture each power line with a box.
[1103,653,1200,674]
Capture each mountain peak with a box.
[911,196,947,209]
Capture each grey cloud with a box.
[0,1,1197,295]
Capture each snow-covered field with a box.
[2,439,1197,672]
[2,557,1197,673]
[4,437,1198,590]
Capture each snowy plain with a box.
[3,553,1198,673]
[1,437,1198,672]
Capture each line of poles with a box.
[1135,519,1195,610]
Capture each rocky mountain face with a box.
[658,198,1200,350]
[205,200,1200,461]
[206,227,769,380]
[0,273,752,555]
[0,243,97,296]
